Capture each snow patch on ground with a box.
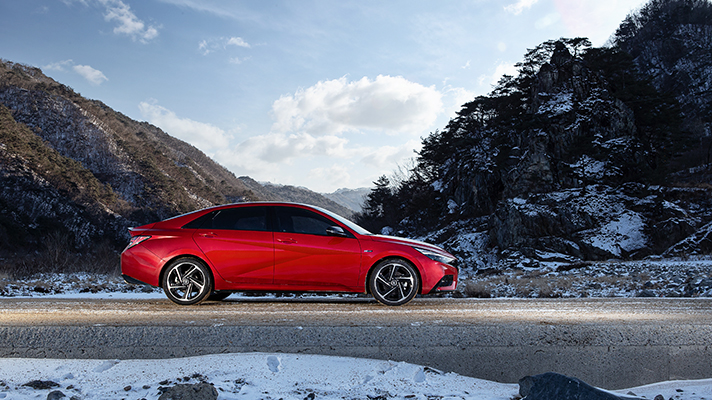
[0,273,164,299]
[0,353,517,400]
[0,353,709,400]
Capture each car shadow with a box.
[218,293,376,304]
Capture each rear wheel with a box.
[162,257,213,305]
[369,259,419,306]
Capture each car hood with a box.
[369,234,453,256]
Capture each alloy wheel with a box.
[370,259,419,306]
[163,258,212,305]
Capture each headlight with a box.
[414,247,456,265]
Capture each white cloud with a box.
[553,0,644,45]
[535,12,561,29]
[308,165,352,189]
[229,57,248,65]
[360,140,420,170]
[227,37,250,48]
[43,59,74,72]
[200,37,251,55]
[234,132,350,164]
[154,0,237,19]
[212,133,420,192]
[479,61,518,88]
[43,59,108,85]
[138,101,231,152]
[198,40,210,55]
[72,64,108,85]
[101,0,159,43]
[443,86,477,117]
[271,75,443,136]
[196,72,452,191]
[209,132,356,189]
[210,75,449,190]
[65,0,159,43]
[504,0,539,15]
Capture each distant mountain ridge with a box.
[321,187,370,213]
[0,59,350,273]
[236,177,354,217]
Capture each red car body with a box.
[121,202,458,306]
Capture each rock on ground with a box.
[519,372,642,400]
[158,382,218,400]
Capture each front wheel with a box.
[369,259,419,306]
[162,258,213,305]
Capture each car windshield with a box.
[311,205,372,236]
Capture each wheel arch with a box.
[365,256,423,295]
[159,254,216,293]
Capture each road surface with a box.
[1,297,711,389]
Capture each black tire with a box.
[162,257,213,305]
[208,291,232,301]
[369,259,419,306]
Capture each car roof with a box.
[162,201,328,223]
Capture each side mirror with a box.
[326,226,348,237]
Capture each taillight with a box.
[126,235,151,249]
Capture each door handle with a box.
[277,238,297,244]
[199,232,217,238]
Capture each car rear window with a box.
[183,207,269,231]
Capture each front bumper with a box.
[429,274,457,293]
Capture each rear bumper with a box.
[120,245,163,287]
[122,274,151,286]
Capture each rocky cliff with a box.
[614,0,712,184]
[357,0,712,270]
[439,40,710,265]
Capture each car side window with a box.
[275,207,334,236]
[182,212,216,229]
[207,207,269,231]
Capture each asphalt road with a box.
[2,297,711,389]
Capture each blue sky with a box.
[0,0,646,192]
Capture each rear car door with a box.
[273,206,362,289]
[192,206,274,284]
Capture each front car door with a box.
[272,206,362,290]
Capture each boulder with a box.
[519,372,641,400]
[46,390,65,400]
[158,382,218,400]
[22,380,59,390]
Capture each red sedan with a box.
[121,202,458,306]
